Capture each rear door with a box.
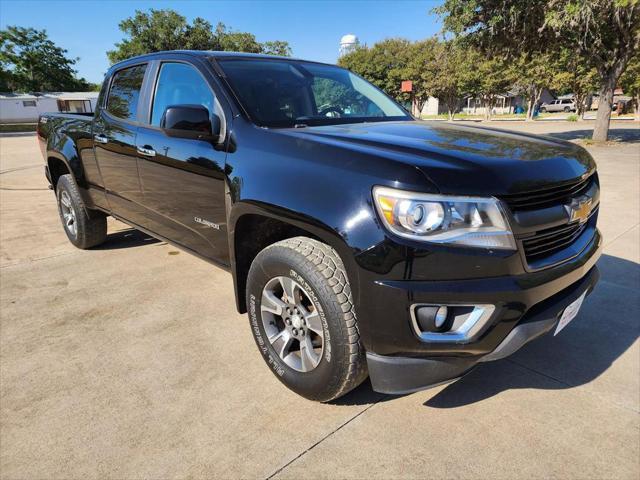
[135,59,229,264]
[93,63,148,226]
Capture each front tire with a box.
[56,174,107,249]
[246,237,367,402]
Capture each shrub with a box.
[567,114,579,122]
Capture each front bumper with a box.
[360,224,602,395]
[367,264,600,394]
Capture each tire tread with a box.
[57,174,107,249]
[263,236,368,401]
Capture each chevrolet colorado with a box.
[38,51,601,401]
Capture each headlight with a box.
[373,186,516,249]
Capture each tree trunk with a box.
[593,74,617,142]
[635,94,640,122]
[531,88,543,121]
[526,97,534,121]
[446,96,457,121]
[411,96,419,117]
[575,93,586,121]
[592,50,633,141]
[483,96,493,121]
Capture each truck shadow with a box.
[94,228,162,250]
[423,253,639,408]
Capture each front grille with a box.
[501,174,594,211]
[522,219,590,261]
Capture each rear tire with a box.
[56,174,107,249]
[246,237,368,402]
[540,107,547,113]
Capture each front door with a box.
[93,63,147,226]
[135,61,228,264]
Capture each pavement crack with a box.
[505,358,573,388]
[0,164,41,175]
[603,222,639,248]
[265,397,386,479]
[0,250,78,269]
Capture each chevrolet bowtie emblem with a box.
[565,195,593,224]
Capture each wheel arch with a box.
[47,154,73,190]
[229,204,360,316]
[46,133,86,190]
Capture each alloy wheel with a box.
[260,275,324,372]
[59,190,77,238]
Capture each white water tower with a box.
[339,34,359,57]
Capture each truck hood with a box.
[278,121,595,196]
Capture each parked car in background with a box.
[540,98,576,113]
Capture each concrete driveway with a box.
[1,123,639,479]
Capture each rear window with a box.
[106,64,147,120]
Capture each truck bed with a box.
[37,112,95,160]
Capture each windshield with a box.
[216,58,412,128]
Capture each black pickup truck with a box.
[38,51,601,401]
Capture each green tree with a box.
[510,53,554,121]
[0,26,90,91]
[436,0,640,140]
[262,40,293,57]
[552,50,599,120]
[216,22,262,53]
[471,55,513,120]
[404,38,439,116]
[107,9,292,64]
[417,40,478,120]
[339,38,413,104]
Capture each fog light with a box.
[411,304,496,343]
[415,305,449,333]
[434,306,448,328]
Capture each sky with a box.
[0,0,442,83]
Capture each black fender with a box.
[229,200,361,296]
[46,132,96,211]
[47,130,86,189]
[228,199,374,345]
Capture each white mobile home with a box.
[0,92,99,123]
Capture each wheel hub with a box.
[260,276,324,372]
[290,313,303,330]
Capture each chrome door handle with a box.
[137,146,156,157]
[94,134,108,144]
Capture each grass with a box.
[0,123,37,133]
[420,113,528,121]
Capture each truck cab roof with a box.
[109,50,333,72]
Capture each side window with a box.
[151,63,215,126]
[106,64,147,120]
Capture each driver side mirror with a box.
[161,104,221,142]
